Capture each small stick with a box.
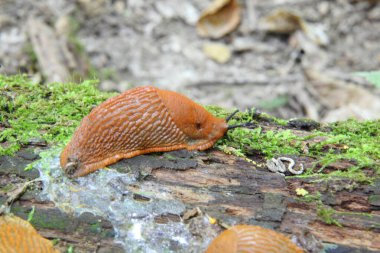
[0,179,41,215]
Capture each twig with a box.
[0,179,41,215]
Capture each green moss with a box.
[317,206,377,228]
[34,218,67,231]
[0,74,116,156]
[206,106,293,158]
[27,206,36,222]
[206,105,379,183]
[163,153,178,161]
[90,222,102,233]
[10,205,68,231]
[267,115,288,126]
[369,194,380,206]
[29,211,68,231]
[305,120,380,179]
[296,191,373,228]
[0,183,15,193]
[317,205,342,227]
[297,191,322,203]
[51,238,60,246]
[220,127,301,158]
[204,105,233,119]
[67,245,74,253]
[338,211,373,218]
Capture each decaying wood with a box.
[114,150,379,252]
[0,131,379,252]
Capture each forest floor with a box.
[0,0,380,121]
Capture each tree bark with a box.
[0,139,379,252]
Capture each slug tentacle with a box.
[226,109,239,122]
[60,86,228,178]
[227,122,255,130]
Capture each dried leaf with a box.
[203,43,231,63]
[260,9,329,46]
[260,9,301,34]
[305,69,380,122]
[300,22,329,46]
[207,215,217,224]
[197,0,241,39]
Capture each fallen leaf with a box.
[207,215,217,224]
[305,69,380,122]
[197,0,241,39]
[301,22,329,46]
[259,9,329,46]
[260,9,300,34]
[203,43,231,63]
[296,188,309,196]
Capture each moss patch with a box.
[11,204,70,231]
[317,205,342,227]
[297,191,322,203]
[207,108,379,184]
[0,74,116,156]
[319,120,380,171]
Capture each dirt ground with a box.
[0,0,380,121]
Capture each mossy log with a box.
[0,75,379,252]
[1,130,379,252]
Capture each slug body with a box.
[60,86,228,177]
[0,215,59,253]
[206,225,304,253]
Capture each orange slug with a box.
[205,225,304,253]
[0,215,59,253]
[60,86,228,178]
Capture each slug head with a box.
[60,143,81,177]
[157,89,228,149]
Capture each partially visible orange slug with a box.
[205,225,304,253]
[61,86,228,178]
[0,215,59,253]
